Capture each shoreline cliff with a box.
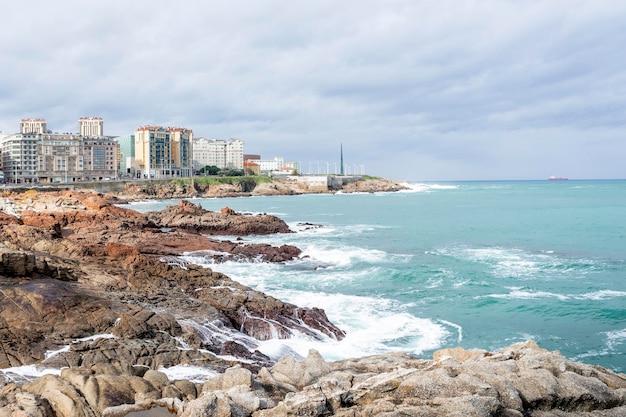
[115,176,410,200]
[1,187,625,416]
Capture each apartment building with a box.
[37,133,82,183]
[36,134,118,183]
[20,118,47,134]
[78,117,104,137]
[192,138,244,171]
[170,127,193,177]
[1,117,118,183]
[81,137,119,180]
[2,133,42,183]
[134,126,193,178]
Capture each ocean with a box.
[5,179,623,384]
[123,179,626,374]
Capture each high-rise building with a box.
[78,117,104,137]
[192,138,244,171]
[135,126,171,179]
[37,133,83,183]
[2,118,118,183]
[20,118,47,134]
[81,137,119,180]
[170,127,193,177]
[2,133,41,183]
[134,126,193,178]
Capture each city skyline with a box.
[1,1,625,180]
[4,117,364,177]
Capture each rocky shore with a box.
[1,185,625,416]
[113,176,409,200]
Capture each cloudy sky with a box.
[1,0,625,180]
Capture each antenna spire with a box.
[340,143,344,175]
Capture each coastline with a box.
[115,176,411,201]
[1,183,625,416]
[0,176,410,201]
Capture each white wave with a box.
[605,328,626,351]
[428,184,459,190]
[484,288,569,301]
[45,346,70,360]
[439,320,463,343]
[270,291,450,360]
[287,222,336,234]
[425,277,443,288]
[574,290,626,300]
[158,364,218,383]
[179,273,452,362]
[0,365,62,384]
[570,328,625,367]
[44,333,117,362]
[399,182,459,193]
[300,244,389,268]
[437,246,600,280]
[571,349,613,363]
[481,287,626,302]
[464,248,544,278]
[453,279,470,288]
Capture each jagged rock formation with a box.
[1,342,625,416]
[0,191,343,374]
[146,200,292,235]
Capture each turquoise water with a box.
[130,180,626,372]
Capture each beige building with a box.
[134,126,193,178]
[78,117,104,137]
[170,127,193,177]
[37,134,82,182]
[37,134,118,183]
[20,118,47,134]
[0,133,118,184]
[82,138,119,180]
[2,117,117,183]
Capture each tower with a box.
[340,143,344,175]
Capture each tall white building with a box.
[20,118,47,134]
[78,117,104,137]
[1,133,42,183]
[192,138,244,171]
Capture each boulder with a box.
[23,374,96,417]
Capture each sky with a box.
[1,0,625,181]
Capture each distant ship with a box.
[548,176,568,181]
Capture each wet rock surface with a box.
[0,191,341,370]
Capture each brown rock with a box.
[0,211,22,226]
[146,200,292,235]
[23,374,97,417]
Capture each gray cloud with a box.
[1,0,625,180]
